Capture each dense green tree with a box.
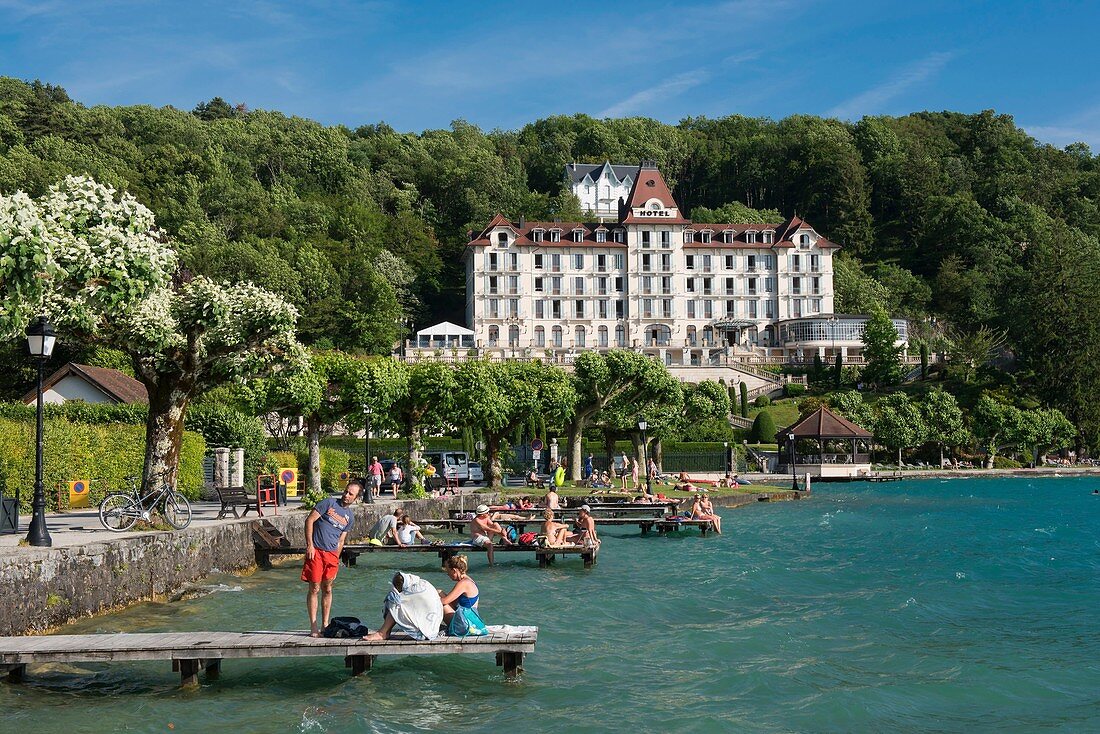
[920,389,968,467]
[861,308,904,387]
[749,411,777,444]
[873,393,927,466]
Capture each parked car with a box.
[468,461,484,483]
[423,451,471,484]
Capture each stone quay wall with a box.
[0,495,495,636]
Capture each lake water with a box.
[5,477,1100,733]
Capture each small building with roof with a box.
[777,406,873,479]
[21,363,148,406]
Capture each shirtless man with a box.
[469,504,514,565]
[691,494,722,534]
[567,504,599,548]
[540,508,570,547]
[544,487,560,510]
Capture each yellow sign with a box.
[68,480,90,509]
[279,467,299,497]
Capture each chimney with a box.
[518,215,526,229]
[571,161,576,171]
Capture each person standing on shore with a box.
[302,481,360,637]
[368,456,384,499]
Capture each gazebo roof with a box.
[779,406,872,439]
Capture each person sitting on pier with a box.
[567,505,600,548]
[438,554,479,626]
[691,494,722,534]
[716,472,739,489]
[469,505,514,566]
[363,572,443,641]
[397,515,426,545]
[370,507,405,546]
[543,487,560,510]
[303,480,360,638]
[541,508,570,547]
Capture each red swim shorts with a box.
[301,549,340,583]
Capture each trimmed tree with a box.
[739,381,749,418]
[390,361,456,488]
[920,388,968,468]
[750,411,777,444]
[861,308,903,387]
[873,393,927,466]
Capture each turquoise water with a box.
[4,477,1100,732]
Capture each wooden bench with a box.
[0,628,537,686]
[216,486,260,519]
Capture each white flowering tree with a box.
[0,176,301,493]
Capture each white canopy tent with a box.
[415,321,475,349]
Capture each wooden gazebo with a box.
[777,406,873,479]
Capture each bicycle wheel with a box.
[162,491,192,530]
[99,493,139,532]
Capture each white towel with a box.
[384,572,443,641]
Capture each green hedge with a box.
[0,416,205,511]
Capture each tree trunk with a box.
[602,428,616,474]
[939,443,944,469]
[655,439,664,472]
[406,419,422,491]
[486,434,504,490]
[141,377,193,493]
[897,447,903,467]
[306,416,323,496]
[568,419,584,481]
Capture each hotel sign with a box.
[635,208,673,217]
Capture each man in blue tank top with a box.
[302,481,360,637]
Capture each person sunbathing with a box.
[541,508,571,547]
[690,494,722,534]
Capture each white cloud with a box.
[598,70,710,118]
[1023,104,1100,150]
[827,51,954,120]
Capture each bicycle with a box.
[98,475,192,532]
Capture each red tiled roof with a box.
[22,362,148,405]
[779,406,872,439]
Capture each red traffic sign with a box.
[531,438,544,451]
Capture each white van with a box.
[423,451,470,484]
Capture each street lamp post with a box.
[362,404,374,504]
[26,317,56,547]
[828,315,839,381]
[788,432,798,492]
[723,441,730,474]
[638,417,651,496]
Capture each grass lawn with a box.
[747,398,802,430]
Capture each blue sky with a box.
[2,0,1098,148]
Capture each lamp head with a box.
[26,316,56,359]
[637,418,648,432]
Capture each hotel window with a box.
[687,301,696,318]
[488,253,498,271]
[551,300,562,319]
[641,231,652,247]
[686,255,695,271]
[687,326,697,346]
[613,229,625,243]
[643,276,653,294]
[596,229,607,243]
[597,254,607,272]
[508,275,519,294]
[598,277,608,295]
[661,253,672,270]
[488,276,498,294]
[573,229,584,243]
[614,276,624,292]
[575,300,584,318]
[747,254,757,271]
[497,232,508,246]
[551,254,561,272]
[661,231,671,247]
[643,299,654,318]
[703,277,713,295]
[535,300,545,318]
[488,326,499,344]
[765,277,775,292]
[791,255,801,272]
[535,326,545,346]
[701,232,711,244]
[684,231,694,243]
[746,231,756,244]
[615,300,625,319]
[662,299,673,318]
[812,298,822,313]
[703,301,712,318]
[812,276,820,295]
[574,276,585,294]
[533,230,544,242]
[747,277,757,295]
[534,277,544,293]
[763,231,773,244]
[509,253,519,269]
[552,325,563,347]
[598,326,608,347]
[725,254,735,270]
[725,301,736,317]
[811,254,820,271]
[508,299,519,317]
[661,276,672,294]
[534,254,544,270]
[615,324,626,346]
[574,253,584,269]
[800,234,811,247]
[551,277,562,295]
[723,231,733,243]
[687,277,695,293]
[614,254,624,270]
[575,326,586,348]
[725,277,736,295]
[702,255,712,272]
[765,300,774,318]
[549,230,561,243]
[792,277,801,295]
[599,300,609,318]
[748,300,758,318]
[642,254,652,272]
[488,299,499,318]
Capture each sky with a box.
[1,0,1099,149]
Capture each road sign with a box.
[531,438,544,451]
[533,450,541,460]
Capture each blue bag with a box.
[448,605,488,637]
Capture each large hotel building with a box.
[409,162,907,386]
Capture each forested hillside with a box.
[1,77,1099,448]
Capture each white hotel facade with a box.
[409,162,907,382]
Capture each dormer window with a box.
[613,229,625,244]
[763,231,773,244]
[596,229,607,243]
[684,230,695,244]
[549,229,561,243]
[723,231,733,243]
[746,231,757,244]
[532,229,544,243]
[573,228,584,243]
[799,233,811,248]
[497,232,508,247]
[701,231,711,244]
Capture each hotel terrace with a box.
[406,162,908,389]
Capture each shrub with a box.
[992,456,1022,469]
[320,448,350,492]
[679,416,735,442]
[784,383,806,398]
[185,404,267,483]
[268,451,297,469]
[0,416,205,510]
[754,394,771,407]
[749,411,777,444]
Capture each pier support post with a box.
[2,663,26,682]
[345,654,374,676]
[205,659,221,679]
[496,651,524,678]
[175,658,202,687]
[640,522,651,536]
[582,550,596,568]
